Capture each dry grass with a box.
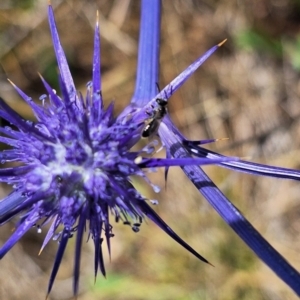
[1,0,300,299]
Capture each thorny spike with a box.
[136,200,213,266]
[47,229,69,297]
[218,39,227,47]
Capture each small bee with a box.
[142,98,168,138]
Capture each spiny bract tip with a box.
[7,78,15,86]
[218,39,227,47]
[216,137,229,142]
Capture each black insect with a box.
[142,98,168,138]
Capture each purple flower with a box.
[1,0,300,298]
[0,3,235,297]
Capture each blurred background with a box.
[1,0,300,299]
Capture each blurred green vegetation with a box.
[235,29,300,71]
[13,0,36,10]
[235,29,283,57]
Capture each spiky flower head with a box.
[0,4,234,296]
